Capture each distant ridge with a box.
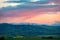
[0,23,60,36]
[51,22,60,26]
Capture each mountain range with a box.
[0,23,60,36]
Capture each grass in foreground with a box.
[0,36,60,40]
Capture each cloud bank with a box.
[0,0,60,24]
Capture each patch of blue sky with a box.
[0,0,60,11]
[5,0,50,3]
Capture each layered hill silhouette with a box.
[0,23,60,36]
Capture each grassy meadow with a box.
[0,36,60,40]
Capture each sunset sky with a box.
[0,0,60,24]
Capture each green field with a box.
[0,36,60,40]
